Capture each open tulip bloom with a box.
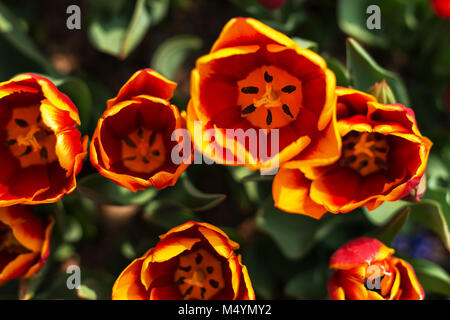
[0,74,87,205]
[328,238,425,300]
[0,7,445,302]
[112,221,254,300]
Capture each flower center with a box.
[121,127,166,174]
[174,248,224,300]
[339,131,390,176]
[238,65,302,129]
[5,105,57,167]
[364,262,394,298]
[0,221,31,273]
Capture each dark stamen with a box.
[200,287,206,300]
[340,155,357,166]
[264,72,273,83]
[241,86,259,94]
[195,253,203,265]
[123,156,137,161]
[175,277,185,285]
[266,109,272,126]
[15,119,29,128]
[182,286,194,298]
[152,150,160,156]
[19,146,32,157]
[242,104,256,115]
[40,147,48,160]
[5,139,16,146]
[36,113,42,123]
[282,104,294,118]
[142,156,150,164]
[123,136,137,148]
[149,131,157,146]
[178,265,192,272]
[137,127,143,139]
[206,266,214,274]
[343,143,356,149]
[358,160,369,170]
[375,147,387,153]
[282,85,296,93]
[209,280,219,288]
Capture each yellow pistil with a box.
[121,127,166,174]
[340,131,390,176]
[5,105,57,167]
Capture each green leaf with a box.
[151,35,203,80]
[292,37,318,52]
[88,0,169,59]
[239,172,274,183]
[53,243,76,262]
[77,173,158,206]
[346,37,410,105]
[409,258,450,296]
[180,174,227,212]
[255,198,340,260]
[63,215,83,243]
[376,206,410,245]
[426,154,449,191]
[18,264,50,300]
[284,264,331,299]
[325,56,350,87]
[338,0,387,47]
[364,200,408,226]
[241,244,276,299]
[52,77,92,132]
[143,200,200,229]
[0,2,58,76]
[366,199,450,250]
[409,200,450,250]
[77,285,97,300]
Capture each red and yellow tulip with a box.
[0,73,88,206]
[328,237,425,300]
[0,206,54,285]
[187,17,339,172]
[273,87,432,218]
[90,69,189,192]
[112,221,255,300]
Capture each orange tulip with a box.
[187,17,338,172]
[328,237,425,300]
[90,69,189,192]
[112,221,255,300]
[0,205,54,285]
[273,87,432,218]
[0,73,88,206]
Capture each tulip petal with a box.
[310,167,362,213]
[149,285,181,300]
[391,257,425,300]
[210,17,295,52]
[112,250,151,300]
[330,237,395,270]
[272,168,327,218]
[107,69,177,107]
[151,237,201,263]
